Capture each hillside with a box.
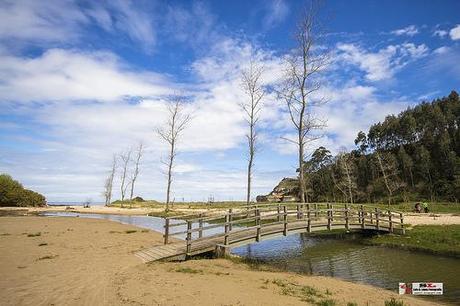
[259,91,460,204]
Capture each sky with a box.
[0,0,459,203]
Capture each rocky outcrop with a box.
[256,177,299,202]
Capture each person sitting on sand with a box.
[422,202,429,213]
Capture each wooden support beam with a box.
[388,211,393,233]
[198,214,203,239]
[375,208,380,231]
[228,209,233,231]
[283,205,288,236]
[186,221,192,255]
[360,205,365,229]
[224,214,229,245]
[400,213,405,235]
[277,204,281,222]
[256,208,261,242]
[345,203,349,230]
[327,203,331,230]
[164,218,170,245]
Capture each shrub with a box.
[132,196,145,202]
[0,174,46,207]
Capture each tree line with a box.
[301,91,460,205]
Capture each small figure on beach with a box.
[423,202,429,213]
[414,202,421,213]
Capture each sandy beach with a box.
[0,215,443,306]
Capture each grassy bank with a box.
[364,225,460,258]
[109,200,460,214]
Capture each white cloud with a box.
[449,24,460,40]
[0,49,171,102]
[0,0,156,51]
[336,43,428,81]
[433,29,448,38]
[391,25,419,36]
[263,0,290,28]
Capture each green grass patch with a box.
[346,302,358,306]
[27,232,41,237]
[384,298,406,306]
[365,225,460,257]
[173,267,203,274]
[271,278,334,305]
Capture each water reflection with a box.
[232,233,460,304]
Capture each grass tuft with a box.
[27,232,41,237]
[384,298,406,306]
[174,267,203,274]
[37,255,58,261]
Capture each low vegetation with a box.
[270,278,336,305]
[0,174,46,207]
[384,298,406,306]
[365,225,460,257]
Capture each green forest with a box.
[0,174,47,207]
[302,91,460,204]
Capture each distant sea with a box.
[47,201,105,206]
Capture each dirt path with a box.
[405,213,460,226]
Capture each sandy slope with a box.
[0,216,442,305]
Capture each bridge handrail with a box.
[161,203,405,245]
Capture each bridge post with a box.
[256,208,261,242]
[277,204,281,222]
[327,203,332,230]
[228,209,233,231]
[400,212,405,235]
[345,203,349,230]
[224,214,229,245]
[314,203,318,217]
[375,208,380,231]
[307,203,311,220]
[388,211,393,233]
[283,205,288,236]
[186,220,192,255]
[360,205,365,229]
[307,203,311,232]
[296,204,300,220]
[198,214,203,239]
[164,218,169,245]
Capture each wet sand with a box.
[0,216,442,305]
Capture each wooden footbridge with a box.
[135,203,405,263]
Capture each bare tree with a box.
[334,152,357,203]
[156,96,192,212]
[129,142,144,200]
[119,148,132,204]
[278,4,328,203]
[103,155,117,206]
[240,60,265,205]
[375,151,403,207]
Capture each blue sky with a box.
[0,0,459,202]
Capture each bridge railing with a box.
[162,203,405,252]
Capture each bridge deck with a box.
[135,206,404,263]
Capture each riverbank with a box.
[0,216,441,306]
[365,225,460,258]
